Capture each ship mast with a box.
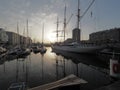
[56,17,59,42]
[77,0,80,29]
[17,22,19,35]
[17,22,20,47]
[26,19,29,46]
[63,4,67,42]
[42,23,44,45]
[26,19,29,37]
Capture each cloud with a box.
[0,0,72,42]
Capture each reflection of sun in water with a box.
[47,32,56,43]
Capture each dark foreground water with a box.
[0,47,112,90]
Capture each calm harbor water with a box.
[0,47,112,90]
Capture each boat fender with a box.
[113,63,120,74]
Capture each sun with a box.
[47,32,56,43]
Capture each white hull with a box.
[52,45,104,54]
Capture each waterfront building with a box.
[0,28,8,44]
[6,31,32,45]
[26,37,32,45]
[6,31,20,45]
[89,28,120,44]
[72,28,81,42]
[20,35,25,45]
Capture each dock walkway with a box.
[28,74,87,90]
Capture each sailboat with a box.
[40,24,47,54]
[16,20,31,56]
[52,0,105,54]
[7,21,31,56]
[22,19,31,55]
[0,46,7,55]
[0,46,7,59]
[7,22,23,55]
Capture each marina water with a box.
[0,47,112,90]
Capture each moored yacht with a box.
[52,43,105,54]
[32,46,41,53]
[40,24,47,54]
[52,0,104,54]
[40,46,47,54]
[0,46,7,54]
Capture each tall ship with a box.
[52,0,105,54]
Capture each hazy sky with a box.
[0,0,120,43]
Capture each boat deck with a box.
[28,74,87,90]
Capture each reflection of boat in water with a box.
[52,49,107,68]
[51,0,105,54]
[8,82,26,90]
[8,54,30,90]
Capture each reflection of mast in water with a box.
[76,64,79,77]
[22,58,25,72]
[56,56,58,80]
[25,57,29,86]
[63,57,66,77]
[28,55,31,79]
[41,54,44,82]
[16,58,19,82]
[55,56,66,79]
[3,60,6,73]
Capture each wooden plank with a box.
[28,74,87,90]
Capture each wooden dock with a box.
[28,74,87,90]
